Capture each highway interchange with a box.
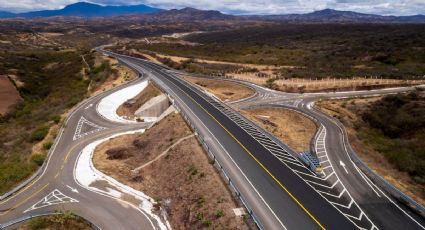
[0,49,424,229]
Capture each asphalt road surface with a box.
[1,49,424,230]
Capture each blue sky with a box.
[1,0,424,16]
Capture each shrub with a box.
[31,154,46,166]
[132,139,145,149]
[28,217,48,230]
[31,125,49,142]
[51,115,61,124]
[216,210,224,218]
[197,196,205,207]
[187,165,198,175]
[105,147,132,160]
[43,141,53,150]
[202,220,212,227]
[196,212,203,221]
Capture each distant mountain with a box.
[0,4,424,23]
[150,7,236,21]
[254,9,425,23]
[0,2,161,18]
[0,11,15,18]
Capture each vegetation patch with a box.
[360,92,425,183]
[19,211,93,230]
[317,92,425,206]
[120,24,425,79]
[0,44,113,194]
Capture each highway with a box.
[0,49,424,230]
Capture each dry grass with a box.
[0,75,22,115]
[241,108,317,153]
[233,75,425,93]
[317,98,425,206]
[93,113,250,229]
[183,76,255,102]
[89,54,137,96]
[116,83,162,119]
[16,215,93,230]
[135,51,425,93]
[154,53,293,72]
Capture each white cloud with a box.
[0,0,424,16]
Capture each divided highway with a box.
[1,48,424,230]
[113,52,358,229]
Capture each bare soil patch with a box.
[316,97,425,206]
[0,75,22,115]
[241,108,317,153]
[183,76,254,102]
[116,83,162,119]
[93,113,250,229]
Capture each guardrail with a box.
[328,114,425,218]
[174,102,264,230]
[0,212,101,230]
[134,64,264,229]
[246,101,425,218]
[138,74,264,229]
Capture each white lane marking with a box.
[24,189,78,213]
[340,161,349,174]
[323,113,425,228]
[126,61,288,229]
[66,185,79,193]
[0,86,101,204]
[315,126,377,229]
[73,116,106,141]
[332,199,355,209]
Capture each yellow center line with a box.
[0,183,49,216]
[164,74,326,230]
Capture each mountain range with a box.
[0,2,160,18]
[0,2,424,23]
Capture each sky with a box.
[0,0,424,16]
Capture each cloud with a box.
[0,0,424,16]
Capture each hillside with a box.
[123,24,425,78]
[254,9,425,23]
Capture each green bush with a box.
[43,141,53,150]
[51,115,61,124]
[31,154,46,166]
[202,220,212,227]
[31,125,49,142]
[216,209,224,218]
[0,159,36,194]
[28,217,48,230]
